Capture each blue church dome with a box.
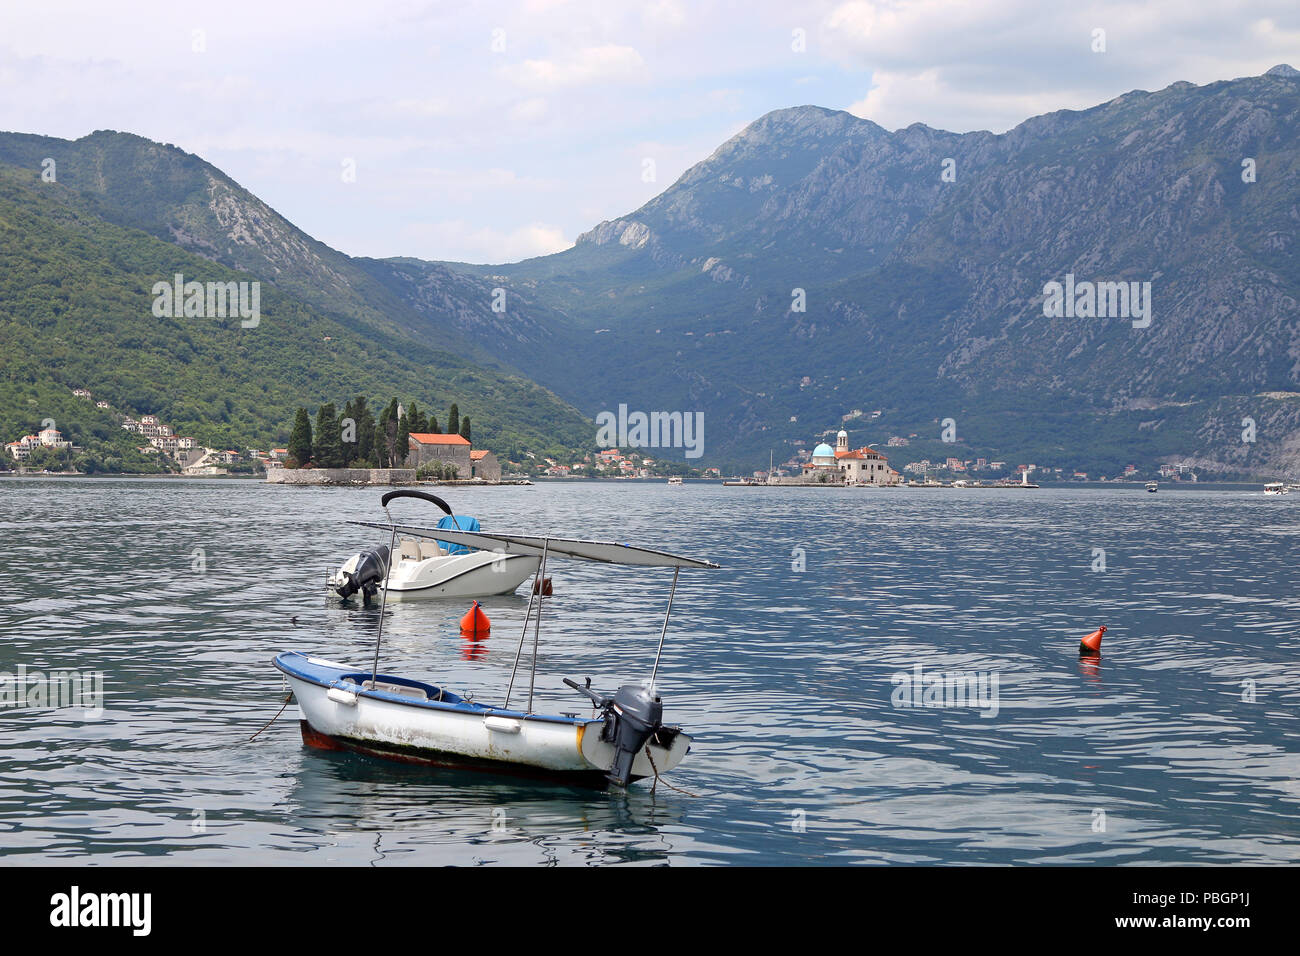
[812,443,835,459]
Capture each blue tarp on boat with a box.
[435,515,481,554]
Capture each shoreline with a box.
[1,472,1279,491]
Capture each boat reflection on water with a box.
[282,747,686,865]
[1077,654,1102,682]
[461,628,488,662]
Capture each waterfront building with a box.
[469,449,501,480]
[407,432,472,476]
[798,431,899,485]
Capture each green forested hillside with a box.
[0,160,592,468]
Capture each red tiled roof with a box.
[469,450,490,460]
[409,433,470,445]
[835,446,882,460]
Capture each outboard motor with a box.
[603,683,663,787]
[335,545,390,601]
[564,678,664,787]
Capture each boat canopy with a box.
[351,521,720,569]
[435,515,480,555]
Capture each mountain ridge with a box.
[393,66,1300,476]
[3,65,1297,476]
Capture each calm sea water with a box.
[0,477,1296,865]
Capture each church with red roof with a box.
[801,430,901,485]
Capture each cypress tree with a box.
[459,416,470,443]
[354,396,375,465]
[376,399,399,467]
[314,403,343,468]
[374,405,388,467]
[447,403,459,436]
[340,398,357,462]
[395,406,411,467]
[287,407,312,467]
[407,402,427,435]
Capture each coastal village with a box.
[3,389,265,475]
[3,391,1209,485]
[4,425,75,461]
[2,391,508,480]
[0,389,246,474]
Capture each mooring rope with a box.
[248,693,293,742]
[645,746,699,798]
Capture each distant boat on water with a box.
[326,491,539,602]
[1146,481,1159,493]
[1264,482,1288,496]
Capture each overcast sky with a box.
[2,1,1295,263]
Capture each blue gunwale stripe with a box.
[274,651,588,725]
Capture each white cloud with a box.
[509,97,550,122]
[826,0,1300,132]
[847,67,1073,134]
[387,96,455,118]
[396,220,573,263]
[641,0,687,29]
[504,44,646,90]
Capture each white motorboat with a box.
[1263,482,1288,496]
[327,491,539,602]
[279,525,720,788]
[1146,481,1159,493]
[667,475,684,485]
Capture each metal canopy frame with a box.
[356,517,719,713]
[349,521,720,569]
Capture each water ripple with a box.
[1,478,1297,864]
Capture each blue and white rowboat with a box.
[274,652,692,786]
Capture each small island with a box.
[267,399,509,486]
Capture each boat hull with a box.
[297,721,617,786]
[274,652,691,788]
[329,550,540,601]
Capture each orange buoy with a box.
[460,601,490,636]
[1079,625,1106,656]
[532,576,553,596]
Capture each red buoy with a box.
[460,601,490,636]
[1079,625,1105,656]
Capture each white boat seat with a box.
[363,679,428,700]
[399,538,420,561]
[418,540,444,560]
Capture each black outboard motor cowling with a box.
[602,683,663,787]
[336,545,390,601]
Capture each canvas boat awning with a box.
[349,521,720,569]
